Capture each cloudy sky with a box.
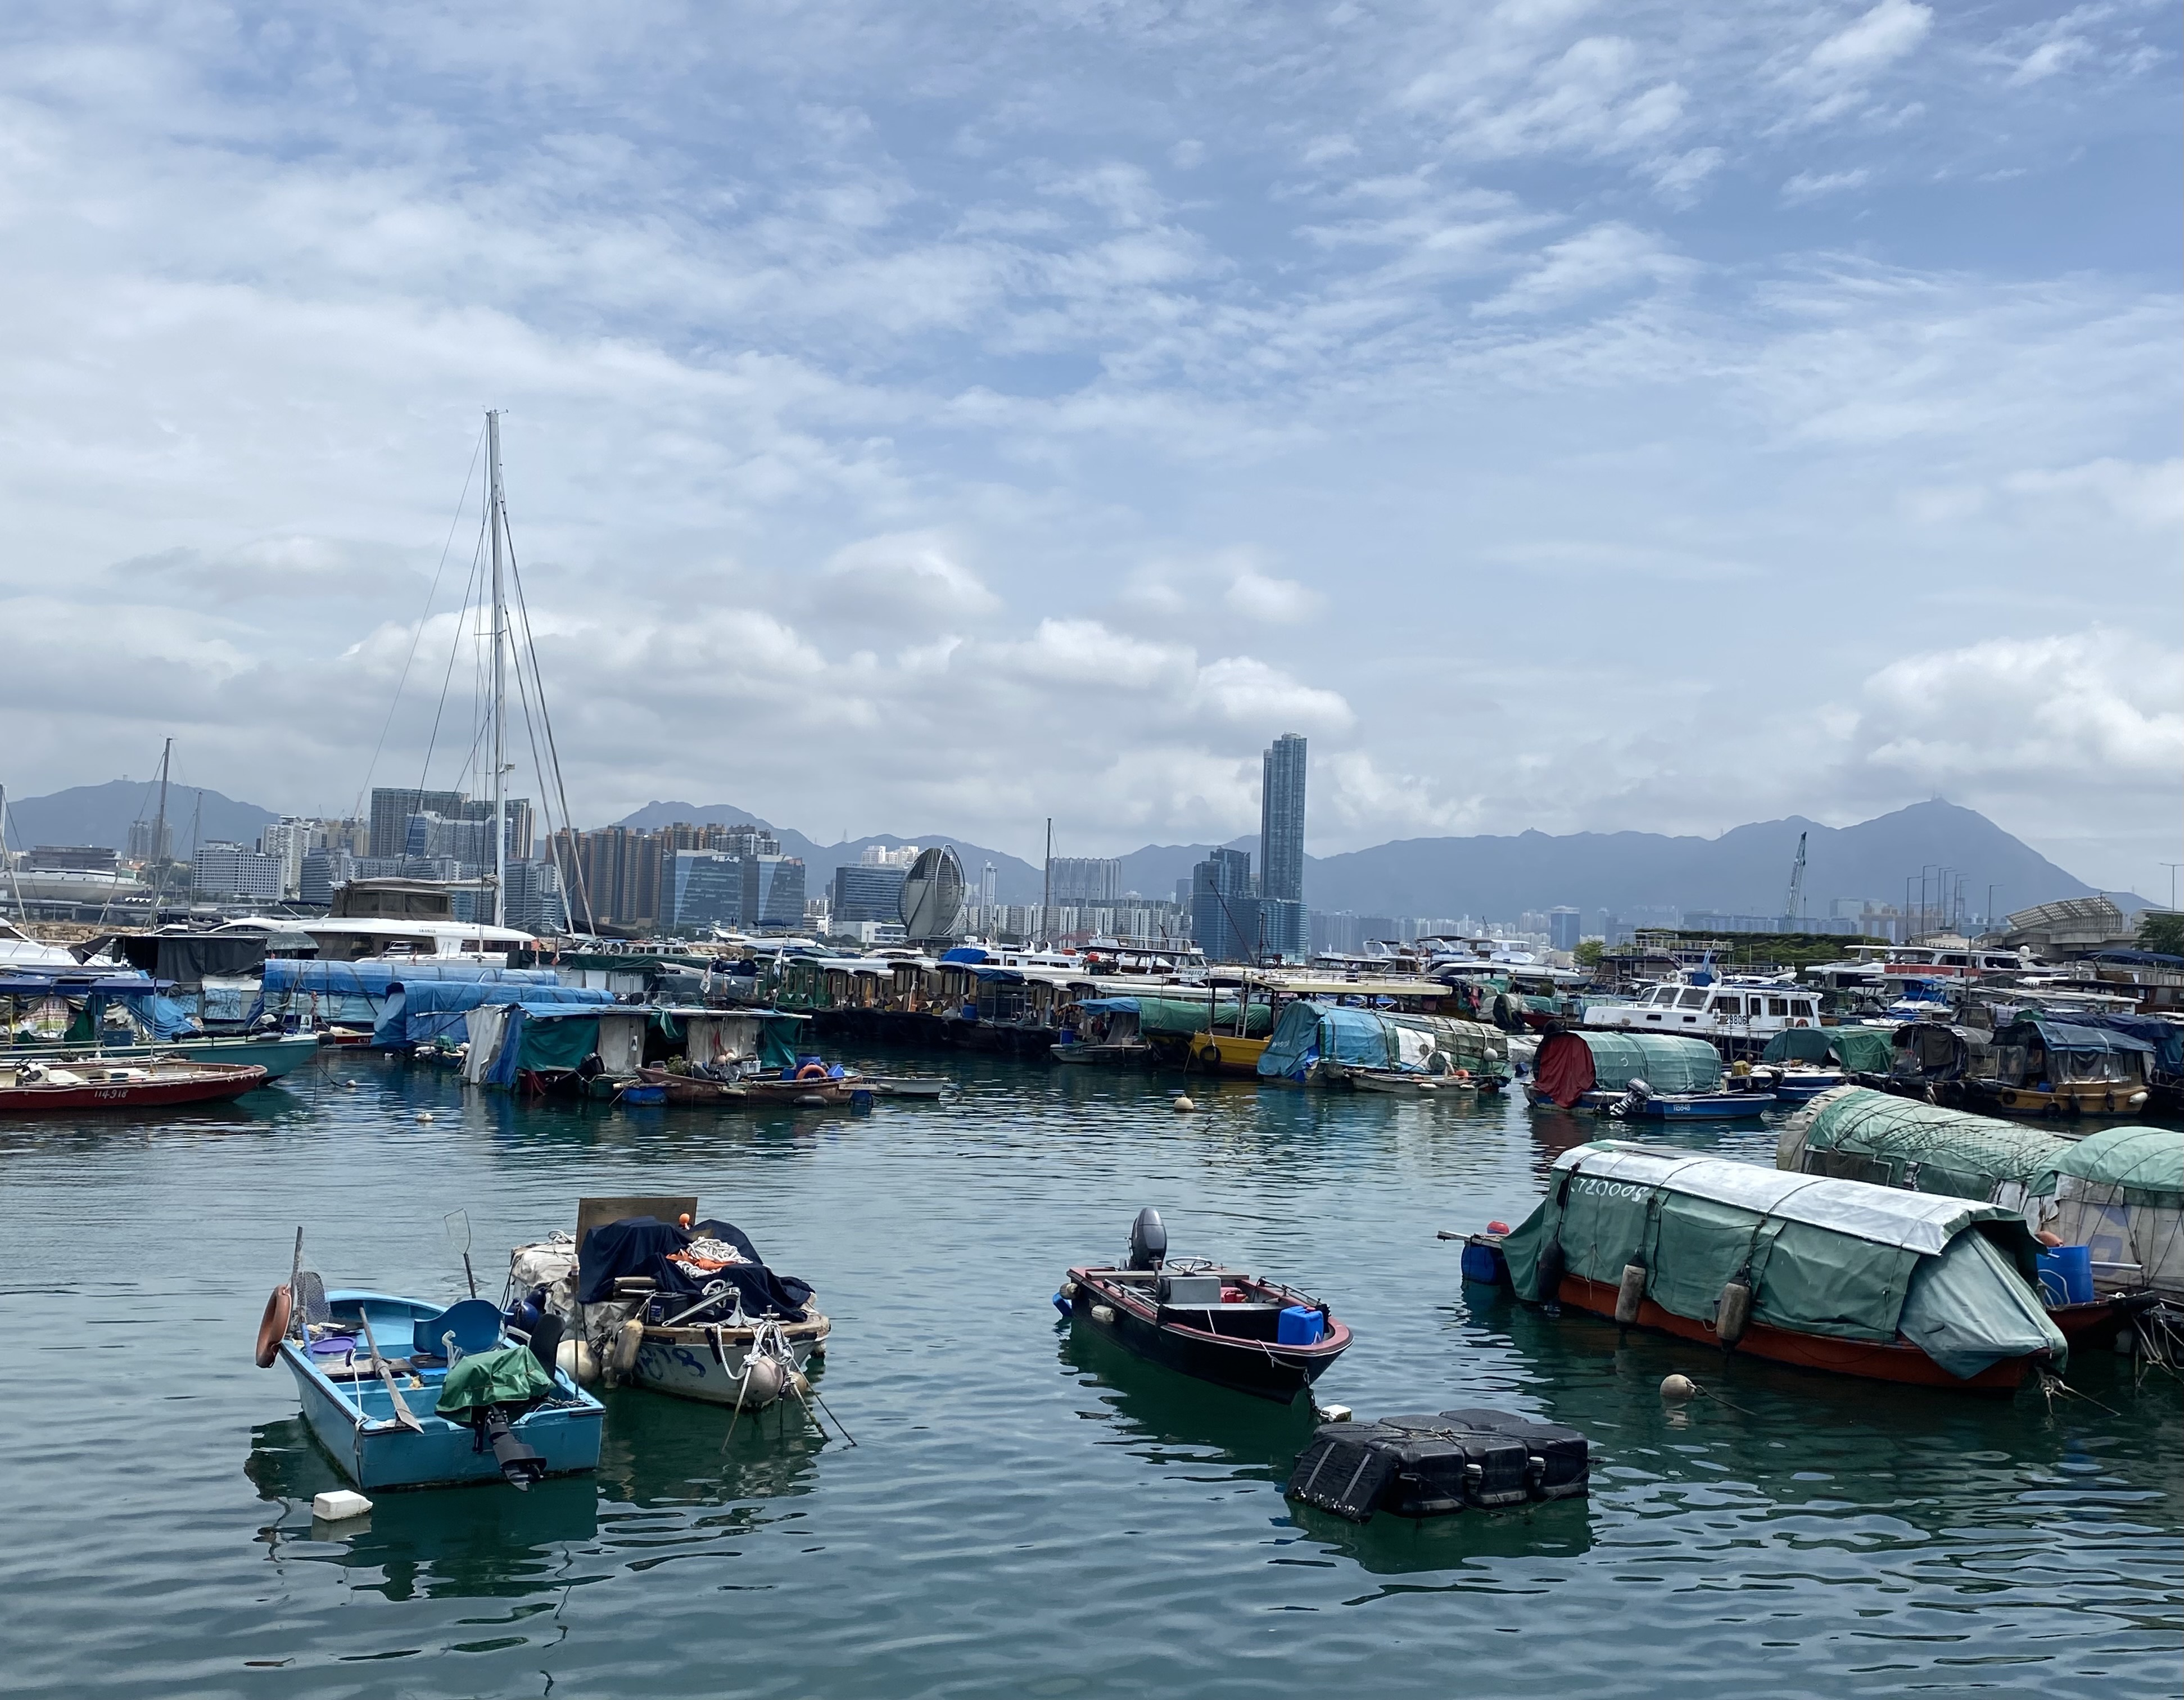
[2,1,2177,887]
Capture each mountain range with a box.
[2,779,278,858]
[618,797,2138,925]
[4,780,2144,925]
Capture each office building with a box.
[1549,907,1582,953]
[1191,847,1258,964]
[300,849,355,906]
[501,858,569,933]
[28,846,117,872]
[193,842,284,901]
[831,862,908,924]
[1048,857,1121,904]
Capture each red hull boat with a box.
[0,1060,267,1111]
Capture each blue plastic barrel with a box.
[1460,1241,1509,1286]
[1277,1305,1325,1346]
[2037,1245,2096,1305]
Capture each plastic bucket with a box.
[2037,1246,2096,1306]
[1277,1305,1326,1346]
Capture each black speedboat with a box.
[1060,1209,1351,1404]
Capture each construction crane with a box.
[1783,830,1807,929]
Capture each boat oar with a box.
[358,1309,425,1434]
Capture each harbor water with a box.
[2,1052,2177,1699]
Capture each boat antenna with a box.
[487,409,508,930]
[1041,817,1052,948]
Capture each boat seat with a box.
[412,1297,503,1359]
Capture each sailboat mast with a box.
[487,410,508,929]
[152,738,171,863]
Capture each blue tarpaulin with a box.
[254,959,559,1025]
[373,980,616,1048]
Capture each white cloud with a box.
[1473,221,1692,316]
[1224,569,1323,623]
[1781,167,1870,202]
[1851,630,2184,803]
[1808,1,1934,76]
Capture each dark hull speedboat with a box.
[1062,1210,1350,1404]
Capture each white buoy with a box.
[311,1489,373,1522]
[1660,1373,1697,1401]
[1172,1096,1196,1113]
[415,1111,434,1123]
[341,1079,359,1089]
[556,1338,600,1385]
[738,1355,784,1408]
[1317,1403,1354,1423]
[1089,1304,1116,1324]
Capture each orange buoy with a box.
[256,1285,293,1368]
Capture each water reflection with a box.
[246,1417,597,1602]
[1058,1323,1316,1477]
[593,1383,829,1508]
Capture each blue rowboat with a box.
[277,1289,602,1491]
[1622,1091,1779,1119]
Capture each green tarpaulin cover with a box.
[1779,1086,2073,1202]
[1500,1140,2063,1378]
[436,1344,555,1419]
[1132,996,1274,1038]
[514,1013,602,1073]
[1761,1025,1894,1074]
[2054,1125,2184,1204]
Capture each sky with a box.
[1,1,2177,890]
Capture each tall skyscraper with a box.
[1260,734,1306,903]
[1258,733,1308,961]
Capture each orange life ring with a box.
[795,1062,828,1080]
[256,1285,292,1368]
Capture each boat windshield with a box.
[1678,989,1708,1009]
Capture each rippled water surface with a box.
[2,1051,2177,1699]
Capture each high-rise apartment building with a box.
[1549,907,1582,952]
[1259,734,1307,904]
[1048,857,1121,904]
[1257,733,1308,961]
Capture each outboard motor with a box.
[1609,1077,1653,1120]
[1127,1208,1168,1271]
[479,1406,547,1489]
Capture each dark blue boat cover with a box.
[577,1217,812,1320]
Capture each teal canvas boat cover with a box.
[1532,1030,1721,1106]
[1778,1086,2073,1203]
[2054,1125,2184,1203]
[1761,1025,1894,1074]
[1256,1002,1511,1082]
[1500,1141,2064,1379]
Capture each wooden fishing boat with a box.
[0,1057,266,1110]
[265,1284,602,1490]
[1191,1031,1270,1075]
[511,1196,830,1414]
[1061,1209,1351,1404]
[1349,1068,1467,1095]
[635,1065,862,1107]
